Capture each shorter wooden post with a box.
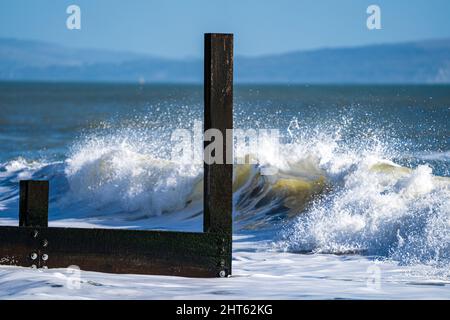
[19,180,49,227]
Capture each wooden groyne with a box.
[0,33,233,278]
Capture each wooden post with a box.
[203,33,233,276]
[19,180,49,227]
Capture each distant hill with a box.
[1,38,450,83]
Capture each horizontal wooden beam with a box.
[0,226,231,277]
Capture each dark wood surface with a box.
[0,226,230,276]
[19,180,49,227]
[203,33,233,234]
[203,33,233,276]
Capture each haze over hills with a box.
[1,37,450,83]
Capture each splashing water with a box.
[277,125,450,274]
[1,84,449,278]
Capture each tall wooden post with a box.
[19,180,49,227]
[203,33,233,276]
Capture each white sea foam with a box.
[64,138,202,217]
[1,237,449,299]
[280,140,450,275]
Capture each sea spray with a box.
[65,133,203,217]
[280,151,450,272]
[1,109,449,273]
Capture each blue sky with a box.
[1,0,449,58]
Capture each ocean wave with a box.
[280,157,450,272]
[0,118,449,272]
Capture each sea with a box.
[0,82,449,299]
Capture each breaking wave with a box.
[0,116,449,271]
